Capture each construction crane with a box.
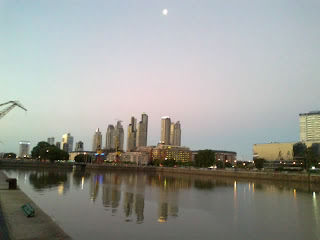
[0,101,27,120]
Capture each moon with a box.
[162,9,168,16]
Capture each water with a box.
[3,168,320,240]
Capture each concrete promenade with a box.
[0,170,71,240]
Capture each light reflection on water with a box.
[3,168,320,240]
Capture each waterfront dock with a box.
[0,170,71,240]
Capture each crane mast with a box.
[0,101,27,120]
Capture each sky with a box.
[1,0,320,160]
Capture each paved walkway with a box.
[0,170,71,240]
[0,203,10,240]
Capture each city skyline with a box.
[1,1,320,159]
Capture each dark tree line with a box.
[293,142,320,168]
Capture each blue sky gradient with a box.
[1,0,320,159]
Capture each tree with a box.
[305,146,317,169]
[31,141,50,159]
[254,158,265,170]
[216,161,224,169]
[293,142,307,159]
[3,152,16,159]
[31,142,69,162]
[225,162,232,168]
[75,154,92,163]
[195,150,215,168]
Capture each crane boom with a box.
[0,101,27,120]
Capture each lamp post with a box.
[46,149,49,162]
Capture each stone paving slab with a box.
[0,171,71,240]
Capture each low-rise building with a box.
[107,152,149,165]
[253,141,320,161]
[152,144,192,162]
[69,151,95,161]
[18,141,30,158]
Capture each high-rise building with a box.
[161,117,171,145]
[172,121,181,146]
[47,137,55,145]
[300,111,320,141]
[115,121,124,151]
[137,113,148,147]
[61,133,74,153]
[127,116,137,152]
[18,141,30,158]
[55,142,61,149]
[106,125,116,150]
[75,141,84,151]
[170,123,175,145]
[62,143,69,152]
[92,128,102,152]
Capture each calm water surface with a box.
[3,168,320,240]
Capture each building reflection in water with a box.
[135,194,144,223]
[11,168,320,226]
[123,192,134,217]
[89,174,101,202]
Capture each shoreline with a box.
[0,170,71,240]
[1,160,320,183]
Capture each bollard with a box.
[6,178,17,190]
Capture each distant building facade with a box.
[62,133,73,153]
[300,111,320,142]
[136,146,155,162]
[127,117,137,152]
[171,121,181,146]
[152,144,192,162]
[136,113,148,147]
[75,141,84,151]
[214,150,237,163]
[92,128,102,152]
[47,137,55,145]
[18,141,30,158]
[106,125,116,150]
[107,152,149,165]
[161,117,171,145]
[55,142,61,149]
[253,141,320,161]
[115,121,124,151]
[69,151,95,161]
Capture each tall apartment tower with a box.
[75,141,84,151]
[106,125,116,150]
[47,137,55,145]
[115,121,124,151]
[92,128,102,152]
[19,141,30,158]
[127,116,137,152]
[137,113,148,147]
[55,142,61,149]
[61,133,74,153]
[300,111,320,141]
[170,123,175,145]
[172,121,181,146]
[161,116,171,145]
